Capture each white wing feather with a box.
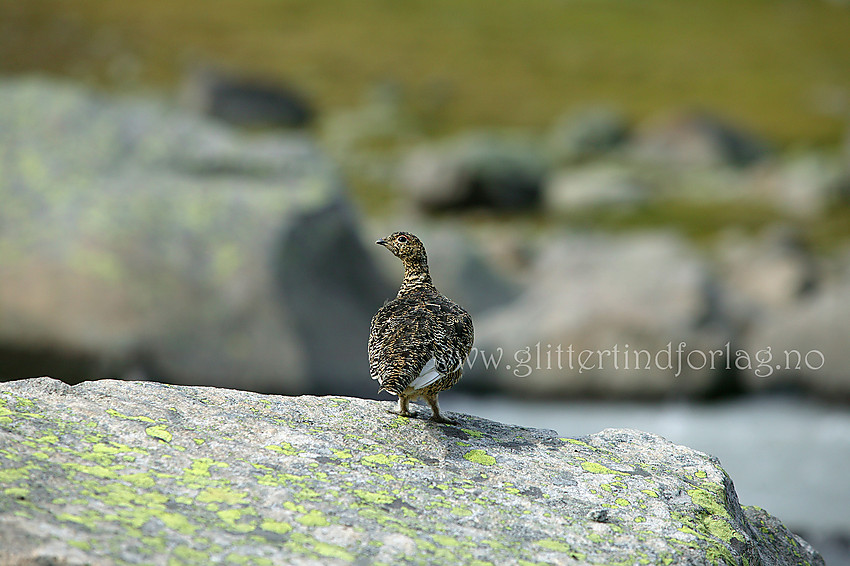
[409,358,443,390]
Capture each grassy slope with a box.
[2,0,850,144]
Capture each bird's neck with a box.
[398,259,433,296]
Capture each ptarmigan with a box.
[369,231,474,425]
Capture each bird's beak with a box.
[376,238,387,247]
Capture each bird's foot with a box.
[388,409,418,418]
[429,414,458,425]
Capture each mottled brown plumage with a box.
[369,232,474,424]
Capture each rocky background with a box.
[2,2,850,564]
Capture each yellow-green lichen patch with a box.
[196,486,248,505]
[353,489,395,505]
[106,409,156,423]
[536,538,585,560]
[0,463,39,483]
[463,450,496,466]
[121,472,157,489]
[361,453,421,467]
[171,545,209,563]
[181,458,229,486]
[297,509,330,527]
[432,534,461,547]
[641,489,659,498]
[287,532,355,562]
[217,508,257,533]
[687,488,729,519]
[260,519,293,535]
[460,428,484,439]
[580,461,627,475]
[145,424,173,443]
[62,462,124,479]
[563,438,597,451]
[4,487,29,498]
[264,442,299,456]
[68,539,92,551]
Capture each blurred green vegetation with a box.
[2,0,849,249]
[2,0,849,144]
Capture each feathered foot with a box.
[388,395,417,418]
[425,394,458,425]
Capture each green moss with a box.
[463,449,496,466]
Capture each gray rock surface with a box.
[469,233,732,399]
[0,77,389,395]
[0,377,822,566]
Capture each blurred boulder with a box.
[714,226,818,312]
[0,77,389,396]
[371,222,522,318]
[631,110,772,168]
[467,233,734,399]
[544,164,650,213]
[741,259,850,400]
[755,153,850,217]
[547,106,629,164]
[398,133,546,211]
[181,66,314,128]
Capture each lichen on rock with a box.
[0,377,823,565]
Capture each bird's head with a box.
[376,231,427,265]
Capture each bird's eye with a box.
[397,235,408,243]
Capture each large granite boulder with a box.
[468,232,734,399]
[0,377,823,565]
[0,77,390,396]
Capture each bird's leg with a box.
[425,394,457,425]
[389,395,417,418]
